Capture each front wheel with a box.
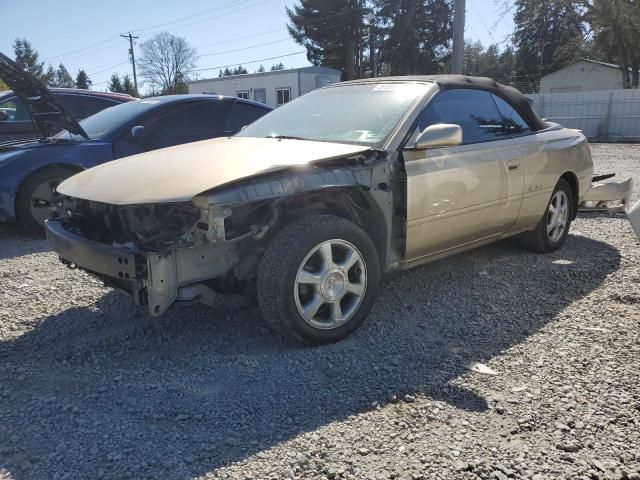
[16,167,76,235]
[257,214,380,344]
[521,178,574,253]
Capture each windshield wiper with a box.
[266,135,308,141]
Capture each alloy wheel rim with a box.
[30,178,66,227]
[294,239,367,330]
[547,190,569,243]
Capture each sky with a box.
[0,0,514,92]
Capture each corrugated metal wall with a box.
[526,89,640,141]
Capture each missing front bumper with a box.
[46,220,245,316]
[579,175,633,213]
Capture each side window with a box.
[56,94,119,119]
[227,103,269,133]
[0,96,30,121]
[417,89,506,144]
[491,94,531,135]
[144,100,233,139]
[276,87,291,106]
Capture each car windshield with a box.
[55,99,162,140]
[237,82,430,146]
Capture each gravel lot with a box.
[0,143,639,480]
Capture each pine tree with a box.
[55,64,75,88]
[13,38,45,79]
[585,0,640,88]
[512,0,585,91]
[121,75,137,96]
[374,0,454,76]
[464,41,516,85]
[232,66,248,75]
[270,62,285,71]
[43,65,56,86]
[287,0,368,80]
[75,70,92,89]
[108,73,124,93]
[256,64,266,73]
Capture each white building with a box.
[187,66,342,108]
[540,59,637,93]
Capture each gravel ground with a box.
[0,143,639,480]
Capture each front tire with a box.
[257,214,380,345]
[521,178,574,253]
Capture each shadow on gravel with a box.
[0,222,49,260]
[0,234,620,479]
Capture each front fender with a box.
[0,141,113,220]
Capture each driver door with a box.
[403,89,524,259]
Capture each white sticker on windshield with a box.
[372,84,397,91]
[140,100,161,104]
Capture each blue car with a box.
[0,53,271,233]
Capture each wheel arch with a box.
[17,163,84,195]
[277,186,389,267]
[559,170,579,219]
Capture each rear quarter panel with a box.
[509,126,593,231]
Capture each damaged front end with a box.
[47,197,259,316]
[47,150,389,316]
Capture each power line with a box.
[39,0,273,62]
[87,60,129,76]
[197,38,290,58]
[193,28,283,49]
[192,50,306,73]
[128,0,251,34]
[137,0,275,39]
[43,36,120,61]
[54,40,124,63]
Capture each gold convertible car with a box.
[48,76,601,344]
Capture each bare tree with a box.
[138,32,197,94]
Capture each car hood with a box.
[0,53,88,139]
[57,137,372,205]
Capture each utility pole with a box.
[451,0,466,75]
[120,33,139,94]
[366,12,376,78]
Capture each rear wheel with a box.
[257,214,380,344]
[521,179,574,253]
[16,167,75,235]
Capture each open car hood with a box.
[0,52,88,139]
[57,136,372,205]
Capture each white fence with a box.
[526,89,640,142]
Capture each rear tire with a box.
[16,167,75,236]
[257,214,380,345]
[521,178,574,253]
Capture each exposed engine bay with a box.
[50,151,394,318]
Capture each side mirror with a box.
[0,110,9,121]
[411,124,462,150]
[131,125,145,139]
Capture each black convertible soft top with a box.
[425,75,547,131]
[341,75,548,132]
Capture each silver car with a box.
[47,76,597,344]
